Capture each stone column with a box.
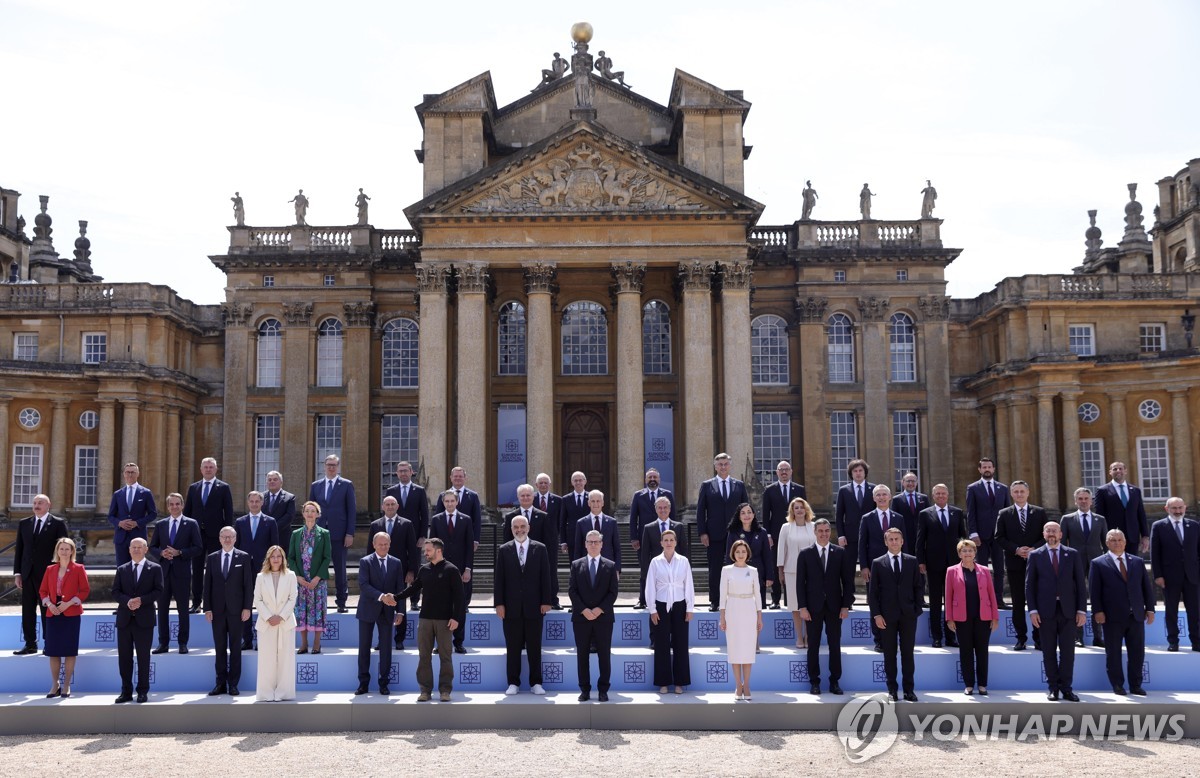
[282,302,313,490]
[1109,391,1129,464]
[97,399,117,506]
[1170,388,1195,503]
[49,400,69,507]
[858,297,891,480]
[343,302,375,493]
[221,302,254,489]
[181,414,196,490]
[613,262,646,506]
[1036,391,1060,512]
[993,398,1012,479]
[679,261,715,500]
[919,297,954,495]
[120,399,140,469]
[1060,390,1082,494]
[794,297,828,504]
[720,261,753,483]
[0,397,9,513]
[455,263,490,504]
[165,408,181,493]
[976,404,995,461]
[524,264,556,482]
[416,264,450,493]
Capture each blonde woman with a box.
[39,538,89,698]
[776,497,817,648]
[253,545,297,701]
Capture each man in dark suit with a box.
[370,495,419,650]
[533,473,565,609]
[494,513,553,695]
[262,470,297,542]
[1093,461,1151,555]
[994,480,1047,650]
[696,452,749,610]
[795,519,855,695]
[1060,486,1108,648]
[309,454,357,613]
[1091,528,1156,695]
[559,471,592,562]
[108,462,158,567]
[965,457,1011,608]
[202,526,253,695]
[641,496,688,578]
[1026,522,1087,701]
[112,538,164,704]
[629,468,674,609]
[354,532,405,696]
[12,493,69,654]
[503,484,556,549]
[868,527,922,701]
[573,490,622,574]
[915,484,968,648]
[1150,496,1200,651]
[761,460,805,609]
[235,491,280,649]
[387,461,430,611]
[859,485,902,652]
[834,458,874,566]
[569,529,620,701]
[435,466,482,552]
[430,489,475,653]
[148,492,203,654]
[183,457,234,610]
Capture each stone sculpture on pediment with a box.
[538,52,570,88]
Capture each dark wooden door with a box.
[562,405,609,499]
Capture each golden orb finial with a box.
[571,22,593,44]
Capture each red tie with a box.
[540,494,547,511]
[1051,548,1059,574]
[908,493,916,513]
[448,514,455,533]
[881,511,888,532]
[1118,555,1128,581]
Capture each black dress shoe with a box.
[209,685,227,696]
[708,605,719,612]
[337,606,349,614]
[355,685,369,695]
[888,690,899,701]
[1113,685,1127,695]
[1092,641,1105,648]
[577,691,590,701]
[1047,690,1059,701]
[13,646,38,656]
[978,688,989,696]
[189,605,203,614]
[179,645,189,654]
[115,693,134,704]
[1192,645,1200,652]
[1012,641,1027,651]
[379,685,390,696]
[136,693,148,703]
[873,642,882,653]
[903,692,918,702]
[1168,643,1179,652]
[240,643,253,651]
[152,645,170,654]
[1130,687,1147,696]
[829,683,844,695]
[373,644,380,652]
[634,602,647,610]
[1062,691,1080,702]
[454,645,467,654]
[590,646,598,654]
[229,685,240,696]
[932,640,942,648]
[809,684,821,695]
[550,603,564,611]
[394,643,405,651]
[598,691,609,702]
[1074,638,1085,648]
[998,601,1011,610]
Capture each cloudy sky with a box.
[6,0,1196,304]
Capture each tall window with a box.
[14,333,37,361]
[892,411,919,488]
[1139,323,1166,353]
[314,415,342,478]
[1080,439,1105,492]
[642,300,671,375]
[255,415,281,491]
[829,411,859,492]
[827,313,855,383]
[1068,324,1095,357]
[382,318,419,388]
[74,446,99,508]
[82,332,107,364]
[561,301,608,375]
[257,319,282,388]
[497,302,527,376]
[888,313,916,382]
[1136,437,1171,501]
[380,414,419,496]
[11,444,43,507]
[753,411,791,486]
[751,315,789,385]
[316,318,344,387]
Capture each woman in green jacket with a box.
[288,500,332,654]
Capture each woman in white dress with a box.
[253,545,298,701]
[776,497,817,648]
[719,539,762,700]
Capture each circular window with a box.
[1138,399,1162,422]
[18,408,41,430]
[1077,402,1100,424]
[80,410,98,430]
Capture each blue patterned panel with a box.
[324,620,340,641]
[405,619,417,641]
[388,663,400,684]
[544,619,566,642]
[696,618,718,641]
[774,619,795,641]
[851,618,871,639]
[955,661,963,684]
[469,619,491,642]
[621,620,642,641]
[134,661,157,686]
[1142,661,1151,684]
[542,661,564,684]
[706,661,729,684]
[459,662,482,685]
[297,662,319,685]
[788,660,809,684]
[872,660,887,684]
[170,621,180,641]
[623,661,646,684]
[95,622,116,642]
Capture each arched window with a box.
[256,319,282,388]
[316,318,343,387]
[751,314,789,385]
[561,301,608,375]
[497,302,527,376]
[381,318,419,388]
[642,300,671,375]
[888,312,916,382]
[827,313,855,383]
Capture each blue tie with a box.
[1119,484,1129,507]
[169,519,178,546]
[251,516,259,539]
[202,481,210,505]
[590,557,597,585]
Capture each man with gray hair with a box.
[1061,486,1108,647]
[1091,528,1155,695]
[1150,497,1200,652]
[12,493,69,655]
[573,490,621,573]
[494,512,553,695]
[183,456,234,610]
[234,491,279,650]
[570,529,619,701]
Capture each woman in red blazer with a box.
[38,537,90,698]
[944,539,999,696]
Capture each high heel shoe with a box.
[297,647,309,654]
[61,687,71,698]
[312,646,321,654]
[964,687,974,696]
[46,688,61,699]
[978,687,989,696]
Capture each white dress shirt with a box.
[645,553,695,612]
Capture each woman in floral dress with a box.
[287,501,331,654]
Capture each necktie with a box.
[821,546,827,571]
[1051,548,1059,575]
[880,511,889,532]
[650,490,657,503]
[782,484,788,503]
[127,485,135,509]
[540,494,547,511]
[325,479,333,501]
[456,489,463,504]
[386,519,394,536]
[169,519,178,546]
[589,557,597,585]
[448,513,455,533]
[134,562,140,583]
[908,493,916,514]
[267,492,275,513]
[892,554,900,578]
[1081,513,1090,538]
[380,557,387,576]
[401,485,409,503]
[987,481,994,502]
[577,494,583,508]
[660,521,668,535]
[202,481,210,505]
[523,509,529,521]
[1177,521,1185,543]
[1019,507,1026,531]
[518,544,526,568]
[594,517,600,533]
[1119,483,1129,507]
[940,509,948,531]
[1118,555,1128,581]
[721,480,728,500]
[34,518,43,535]
[856,484,863,503]
[222,552,230,577]
[251,515,259,538]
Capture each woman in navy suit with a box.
[725,504,774,610]
[39,537,90,698]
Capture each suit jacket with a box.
[435,487,482,543]
[891,491,930,541]
[1150,517,1200,587]
[1093,482,1150,547]
[262,489,297,541]
[286,524,332,581]
[965,478,1010,540]
[696,477,749,542]
[38,562,90,618]
[1060,510,1108,572]
[112,558,164,630]
[835,481,875,553]
[148,515,204,582]
[502,507,557,551]
[560,491,592,554]
[868,553,923,623]
[234,514,280,570]
[202,548,254,615]
[183,479,235,541]
[1025,544,1087,617]
[640,519,688,566]
[761,480,806,540]
[944,563,999,622]
[859,509,905,570]
[355,553,404,623]
[107,484,158,546]
[493,539,553,618]
[430,511,475,572]
[253,570,298,630]
[795,543,856,616]
[629,487,675,546]
[995,504,1048,560]
[369,515,419,581]
[574,514,622,570]
[532,491,564,542]
[12,513,69,580]
[569,555,619,619]
[385,481,430,541]
[1090,552,1155,624]
[915,504,968,573]
[309,476,357,540]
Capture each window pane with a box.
[14,333,38,361]
[827,313,855,383]
[561,301,608,375]
[255,415,281,492]
[1068,325,1095,357]
[642,300,671,375]
[74,446,99,508]
[751,315,789,385]
[888,313,915,382]
[314,415,342,479]
[892,411,919,489]
[1079,439,1105,492]
[382,318,420,388]
[257,319,282,388]
[82,333,107,364]
[380,414,419,498]
[829,411,858,492]
[1136,437,1171,501]
[11,444,43,506]
[753,411,791,486]
[316,319,343,387]
[497,303,527,376]
[1139,323,1165,354]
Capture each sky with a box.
[5,0,1197,305]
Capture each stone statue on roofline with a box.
[538,52,570,88]
[355,188,371,225]
[920,180,937,219]
[800,180,818,220]
[231,192,245,226]
[290,189,309,226]
[859,184,875,220]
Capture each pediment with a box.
[669,69,750,115]
[493,74,673,147]
[415,72,498,118]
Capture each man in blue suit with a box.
[1150,496,1200,651]
[574,490,622,573]
[262,470,297,543]
[629,468,674,609]
[859,485,903,652]
[112,538,164,704]
[235,491,280,650]
[868,528,922,702]
[183,457,234,609]
[569,530,620,701]
[355,532,405,696]
[966,457,1011,608]
[430,489,475,653]
[309,454,357,613]
[1091,528,1155,695]
[534,473,566,609]
[761,460,805,608]
[796,519,855,695]
[149,493,203,654]
[108,462,158,566]
[370,495,419,650]
[696,452,748,611]
[1093,461,1150,555]
[1026,522,1087,701]
[559,472,592,562]
[202,527,253,696]
[435,466,482,552]
[834,458,874,567]
[386,461,430,611]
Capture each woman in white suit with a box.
[253,545,297,701]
